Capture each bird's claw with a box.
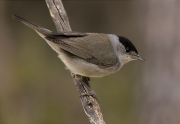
[80,92,100,103]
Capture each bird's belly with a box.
[58,54,121,77]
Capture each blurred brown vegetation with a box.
[0,1,180,124]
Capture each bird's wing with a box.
[45,33,118,68]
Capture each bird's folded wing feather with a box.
[45,33,118,68]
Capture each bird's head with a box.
[117,36,146,65]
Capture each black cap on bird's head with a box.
[118,36,146,62]
[118,36,138,54]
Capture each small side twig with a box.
[45,0,106,124]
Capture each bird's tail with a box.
[12,14,54,37]
[12,14,40,30]
[12,14,87,39]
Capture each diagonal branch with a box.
[45,0,106,124]
[46,0,71,32]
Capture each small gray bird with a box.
[12,14,145,78]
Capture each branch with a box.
[45,0,106,124]
[45,0,71,32]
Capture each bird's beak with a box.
[135,55,146,62]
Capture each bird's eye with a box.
[126,47,130,53]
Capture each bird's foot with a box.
[79,79,100,103]
[73,74,100,103]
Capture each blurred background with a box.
[1,0,180,124]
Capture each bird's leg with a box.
[80,79,100,103]
[74,75,100,102]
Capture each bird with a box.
[12,14,146,99]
